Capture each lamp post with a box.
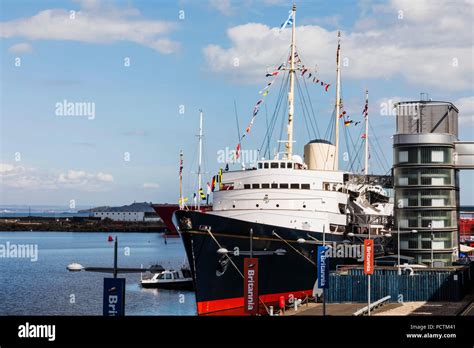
[396,229,418,275]
[398,222,400,275]
[367,224,371,316]
[429,223,434,268]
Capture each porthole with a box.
[256,204,260,208]
[276,204,280,208]
[232,205,235,208]
[303,205,306,208]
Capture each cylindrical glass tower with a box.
[393,101,460,266]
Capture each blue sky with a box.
[0,0,473,207]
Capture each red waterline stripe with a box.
[197,289,313,315]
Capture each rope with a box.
[204,229,271,314]
[259,72,289,157]
[272,231,317,267]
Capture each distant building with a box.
[94,211,145,221]
[91,202,162,222]
[393,99,474,266]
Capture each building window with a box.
[287,162,293,168]
[398,151,408,163]
[244,184,250,189]
[252,183,260,189]
[431,199,445,207]
[271,162,278,169]
[408,239,418,249]
[280,183,289,189]
[420,147,450,164]
[301,184,310,189]
[264,163,269,169]
[290,183,299,189]
[399,177,408,186]
[262,183,270,189]
[258,163,263,169]
[431,150,444,162]
[271,183,278,189]
[280,162,286,168]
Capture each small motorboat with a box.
[140,268,193,290]
[66,263,84,271]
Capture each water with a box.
[0,232,197,315]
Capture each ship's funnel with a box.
[304,139,336,170]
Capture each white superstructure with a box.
[211,158,348,233]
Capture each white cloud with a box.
[143,182,160,189]
[209,0,234,16]
[0,163,19,174]
[0,2,180,54]
[203,0,473,91]
[455,96,474,125]
[97,172,114,182]
[262,0,287,5]
[0,164,114,191]
[58,169,114,186]
[8,42,33,54]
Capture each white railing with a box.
[353,295,391,316]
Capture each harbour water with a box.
[0,232,196,315]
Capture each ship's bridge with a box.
[256,158,307,171]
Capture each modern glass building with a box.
[393,100,459,266]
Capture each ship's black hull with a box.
[173,210,386,315]
[140,281,194,291]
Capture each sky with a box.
[0,0,473,208]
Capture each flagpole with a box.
[197,109,203,209]
[179,150,184,210]
[334,31,342,171]
[364,89,369,175]
[285,3,296,161]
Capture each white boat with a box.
[140,268,193,290]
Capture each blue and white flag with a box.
[279,10,293,30]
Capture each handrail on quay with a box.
[353,295,391,316]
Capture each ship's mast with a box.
[364,89,369,175]
[334,31,342,171]
[197,109,203,209]
[285,4,297,160]
[179,150,184,209]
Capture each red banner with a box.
[364,240,374,275]
[244,258,259,315]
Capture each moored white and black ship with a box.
[173,5,393,315]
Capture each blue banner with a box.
[103,278,126,316]
[317,246,329,289]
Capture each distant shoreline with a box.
[0,216,170,233]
